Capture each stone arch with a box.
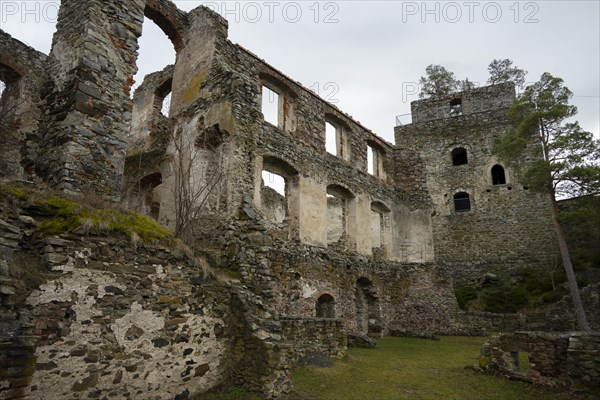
[258,155,300,236]
[491,164,507,185]
[355,277,382,336]
[124,171,163,220]
[144,0,189,52]
[316,293,335,318]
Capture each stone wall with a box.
[1,229,233,399]
[0,30,47,179]
[281,318,347,361]
[479,331,600,394]
[1,191,338,399]
[396,84,558,282]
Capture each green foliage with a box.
[487,59,527,89]
[292,337,585,400]
[454,282,478,310]
[495,72,600,197]
[0,183,30,201]
[191,387,263,400]
[559,196,600,269]
[418,64,460,98]
[35,197,172,243]
[481,276,529,313]
[456,268,568,312]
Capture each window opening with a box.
[491,164,507,185]
[454,192,471,212]
[450,98,463,116]
[325,122,337,156]
[452,147,468,165]
[261,85,279,126]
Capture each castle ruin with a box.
[1,1,595,399]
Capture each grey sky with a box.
[1,0,599,143]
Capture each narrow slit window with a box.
[325,122,337,156]
[367,146,375,175]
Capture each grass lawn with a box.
[288,336,592,400]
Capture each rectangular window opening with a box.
[261,170,286,224]
[327,194,347,245]
[367,146,375,175]
[371,211,382,248]
[261,85,279,126]
[326,122,337,156]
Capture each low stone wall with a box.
[567,332,600,392]
[281,317,347,361]
[479,331,599,394]
[460,311,525,334]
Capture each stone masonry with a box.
[0,0,593,398]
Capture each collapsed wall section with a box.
[0,30,47,179]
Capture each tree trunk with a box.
[549,194,591,331]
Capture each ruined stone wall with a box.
[280,318,347,360]
[37,0,145,196]
[395,84,557,282]
[0,30,47,179]
[479,331,600,394]
[1,230,232,400]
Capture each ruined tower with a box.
[395,84,558,281]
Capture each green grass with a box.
[191,387,263,400]
[34,197,172,242]
[289,337,590,400]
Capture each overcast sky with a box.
[2,0,599,143]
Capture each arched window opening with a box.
[355,278,382,336]
[260,156,299,228]
[131,172,163,220]
[316,294,335,318]
[326,184,354,245]
[132,17,176,99]
[451,147,468,166]
[262,170,286,224]
[153,77,173,118]
[491,164,507,185]
[453,192,471,212]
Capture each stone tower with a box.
[395,83,558,281]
